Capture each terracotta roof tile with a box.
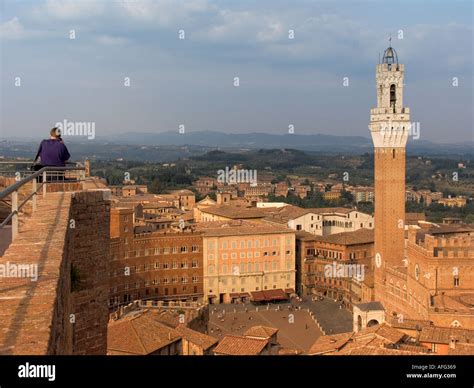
[213,335,269,355]
[175,325,218,350]
[244,326,278,339]
[419,326,474,344]
[307,332,353,355]
[107,310,181,355]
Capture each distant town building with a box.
[438,196,467,208]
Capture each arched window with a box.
[390,84,396,109]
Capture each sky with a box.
[0,0,472,143]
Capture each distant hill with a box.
[95,131,473,155]
[96,131,371,152]
[1,131,472,161]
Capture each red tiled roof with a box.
[175,324,218,350]
[107,310,181,355]
[244,326,278,339]
[307,332,353,355]
[213,335,269,355]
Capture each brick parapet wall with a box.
[0,189,110,355]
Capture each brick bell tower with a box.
[369,45,410,288]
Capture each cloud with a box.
[118,0,212,26]
[97,35,130,45]
[0,17,44,40]
[42,0,106,19]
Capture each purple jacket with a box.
[35,139,71,167]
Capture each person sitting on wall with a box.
[33,127,71,181]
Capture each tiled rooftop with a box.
[213,335,269,355]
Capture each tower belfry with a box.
[369,45,410,281]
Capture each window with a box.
[454,277,460,287]
[390,84,396,108]
[192,245,199,252]
[163,278,169,284]
[181,246,188,253]
[172,277,178,284]
[240,241,245,249]
[163,263,169,269]
[208,265,214,274]
[222,253,228,259]
[192,260,198,268]
[181,262,188,269]
[172,247,178,253]
[181,276,188,284]
[192,275,199,283]
[172,262,178,269]
[222,241,228,249]
[232,242,237,249]
[247,240,252,248]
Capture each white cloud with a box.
[97,35,129,45]
[118,0,212,26]
[0,17,25,39]
[0,17,44,40]
[42,0,106,19]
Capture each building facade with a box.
[109,207,204,309]
[197,221,296,304]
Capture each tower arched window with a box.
[390,84,396,110]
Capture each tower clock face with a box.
[415,264,420,280]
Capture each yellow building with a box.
[438,197,467,208]
[196,221,296,304]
